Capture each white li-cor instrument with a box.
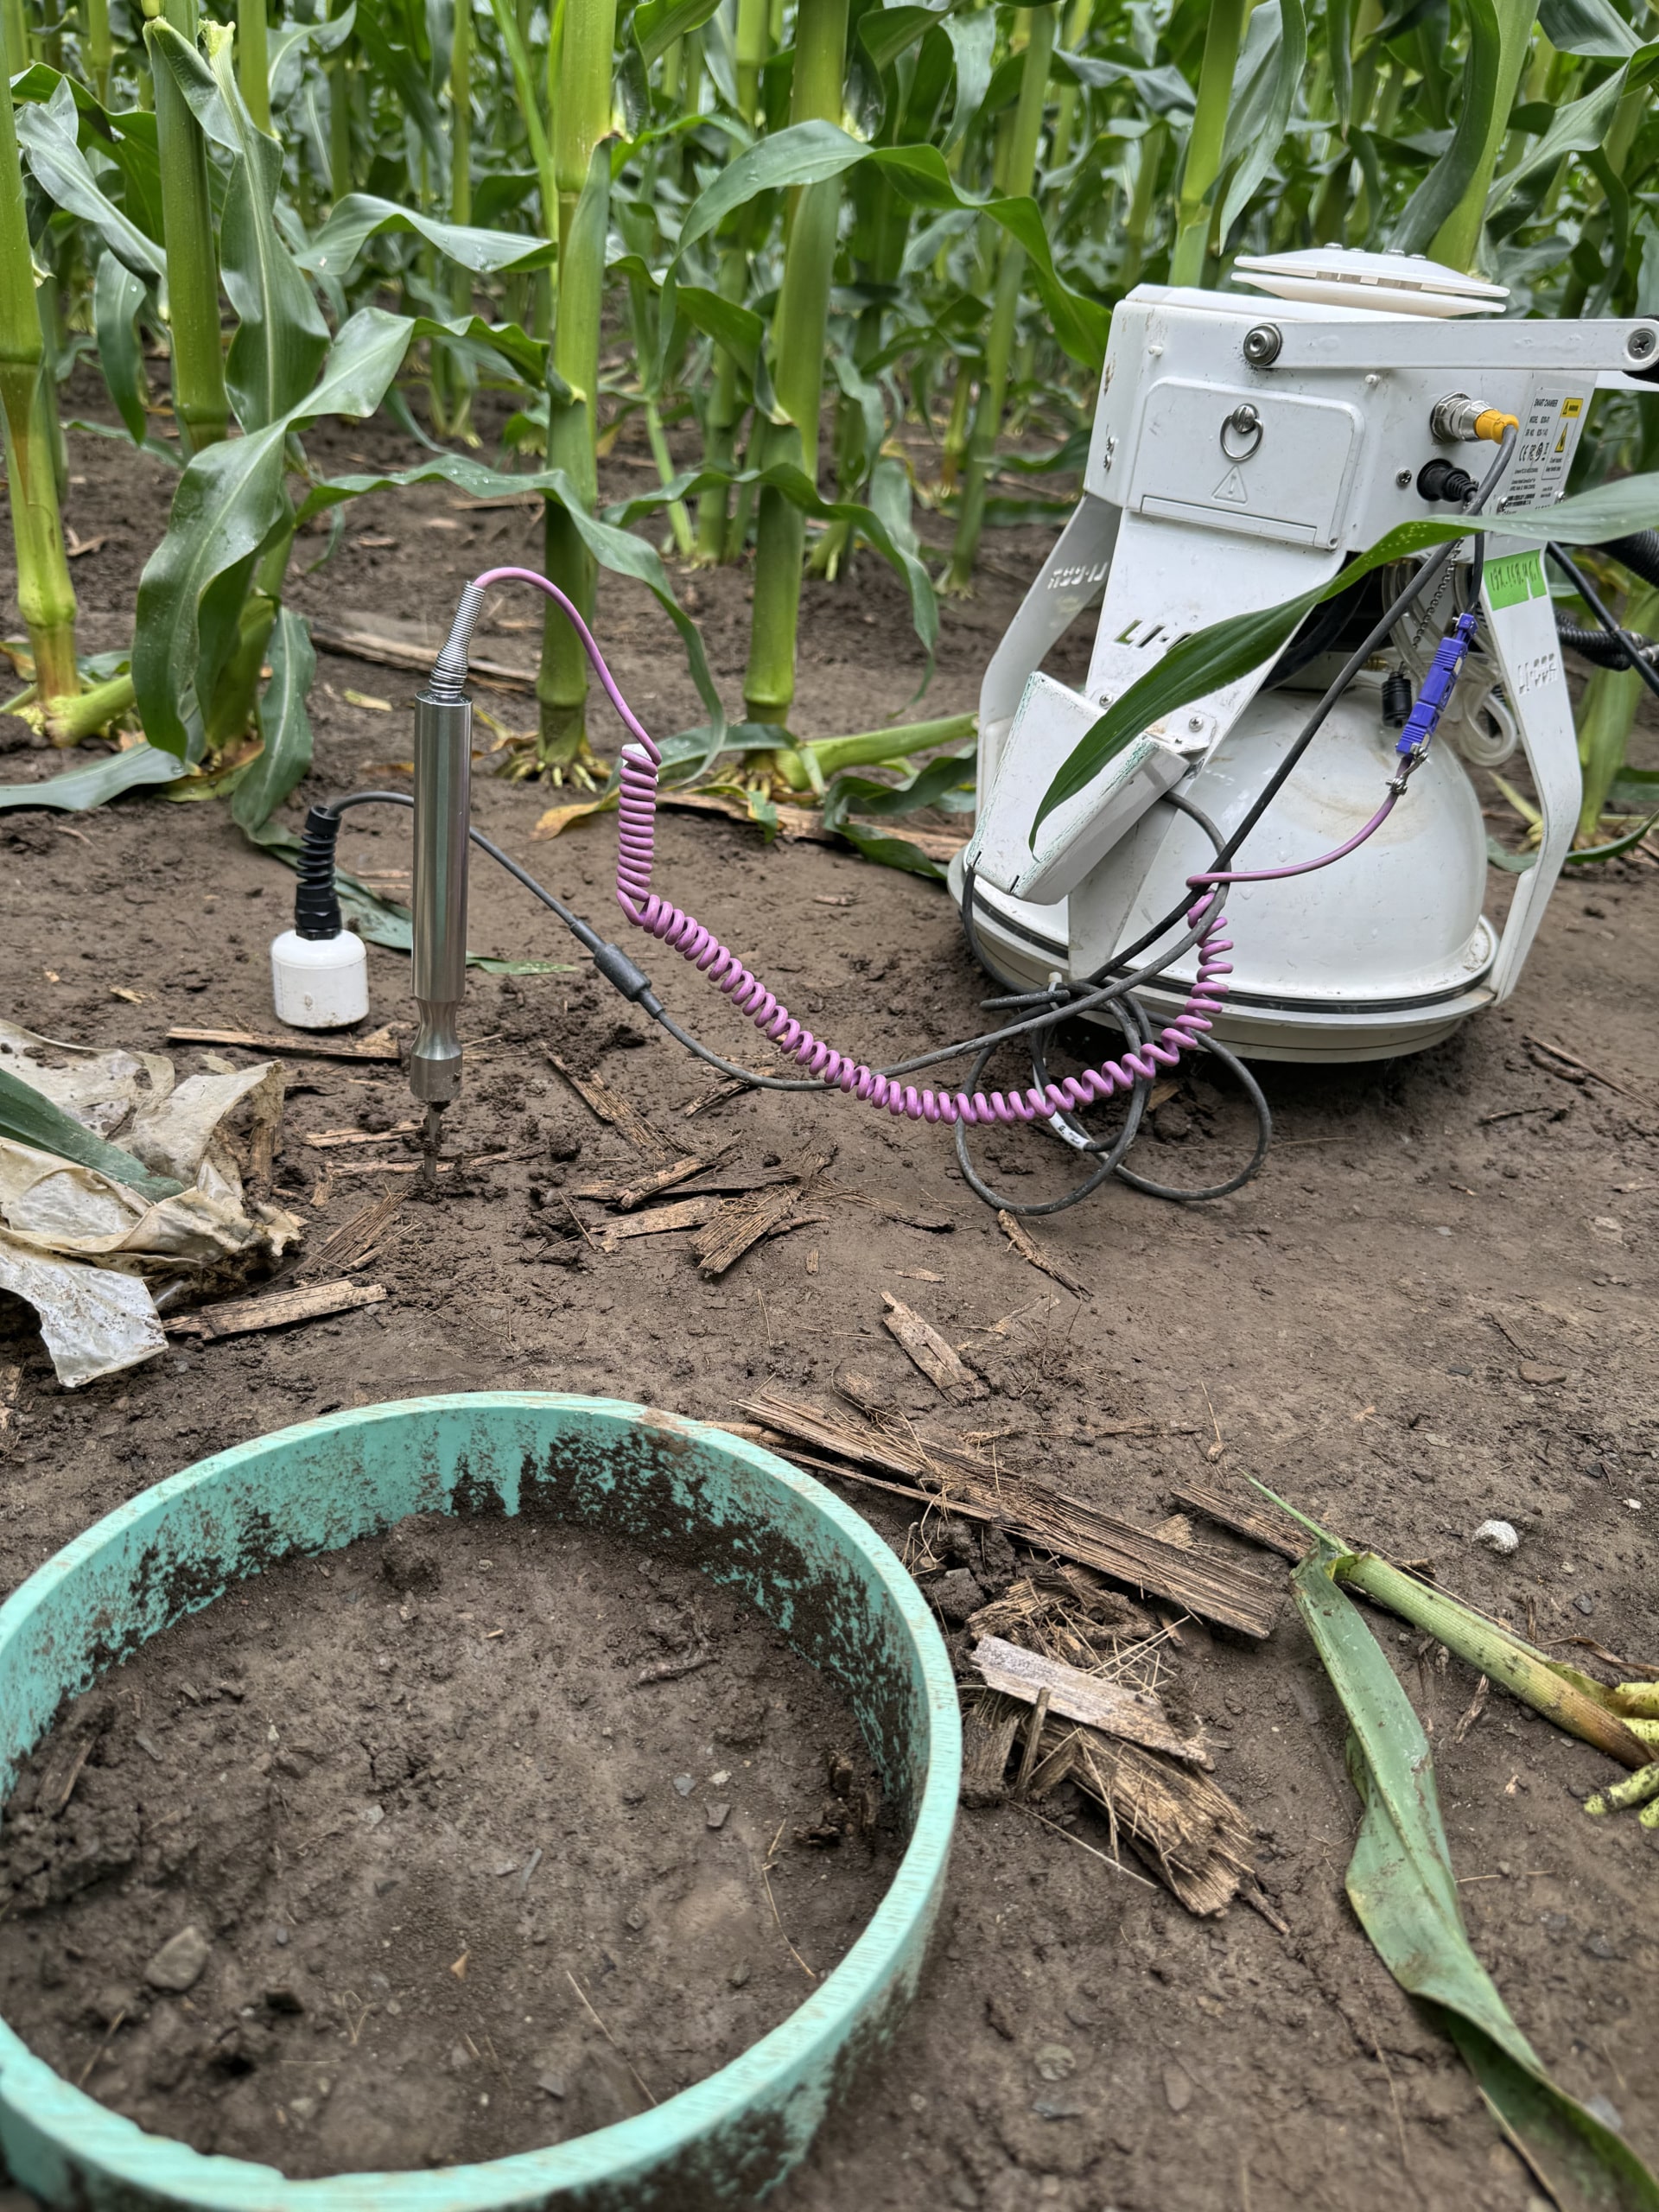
[957,247,1659,1063]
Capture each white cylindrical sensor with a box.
[270,927,370,1029]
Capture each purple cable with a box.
[466,566,1401,1128]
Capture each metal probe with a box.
[409,683,472,1179]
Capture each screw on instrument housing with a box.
[1242,323,1282,367]
[1395,467,1414,488]
[1628,327,1657,362]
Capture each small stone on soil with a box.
[143,1926,210,1993]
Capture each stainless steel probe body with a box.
[410,686,472,1174]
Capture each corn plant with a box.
[2,0,1658,867]
[0,61,79,718]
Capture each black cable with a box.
[951,1007,1150,1217]
[1547,543,1659,709]
[320,791,610,954]
[1109,1034,1273,1202]
[950,792,1272,1214]
[1555,621,1659,671]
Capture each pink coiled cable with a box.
[470,564,1396,1129]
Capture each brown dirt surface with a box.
[0,1512,887,2175]
[2,390,1658,2211]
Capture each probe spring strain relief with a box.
[294,804,344,938]
[428,582,486,702]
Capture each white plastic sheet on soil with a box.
[0,1023,302,1386]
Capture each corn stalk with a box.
[741,0,850,727]
[693,0,767,564]
[945,3,1054,594]
[536,0,619,771]
[145,0,231,453]
[0,60,79,713]
[1168,0,1249,286]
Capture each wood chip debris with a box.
[166,1279,387,1342]
[984,1694,1253,1916]
[167,1025,402,1064]
[1166,1482,1306,1564]
[572,1150,726,1211]
[997,1210,1092,1299]
[880,1294,987,1403]
[549,1054,676,1162]
[326,1150,519,1178]
[302,1122,421,1150]
[593,1196,721,1253]
[267,1185,406,1289]
[1523,1033,1647,1106]
[691,1148,834,1278]
[743,1388,1280,1639]
[970,1634,1211,1766]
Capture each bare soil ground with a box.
[2,389,1657,2212]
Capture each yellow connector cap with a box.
[1474,408,1520,443]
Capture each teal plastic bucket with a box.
[0,1393,960,2211]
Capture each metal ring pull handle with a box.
[1219,402,1264,461]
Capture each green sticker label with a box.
[1485,550,1547,611]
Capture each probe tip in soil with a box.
[422,1103,445,1183]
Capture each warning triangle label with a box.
[1212,466,1250,505]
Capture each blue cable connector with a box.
[1394,609,1480,778]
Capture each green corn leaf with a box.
[297,194,557,284]
[353,0,444,156]
[1293,1551,1659,2212]
[0,744,188,813]
[821,743,976,879]
[941,10,997,149]
[408,311,548,387]
[481,0,552,210]
[92,251,150,445]
[135,308,414,762]
[10,67,168,242]
[0,1065,184,1200]
[860,3,953,77]
[1537,0,1642,54]
[607,455,938,680]
[674,119,1110,370]
[671,283,776,414]
[1485,833,1536,873]
[1564,804,1659,864]
[1052,48,1196,117]
[288,453,728,743]
[634,0,723,68]
[149,20,332,434]
[1387,0,1503,254]
[1216,0,1307,241]
[1607,766,1659,810]
[1034,473,1659,838]
[267,1,356,103]
[13,76,163,277]
[1485,53,1656,218]
[232,607,315,835]
[1329,0,1355,122]
[473,169,540,226]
